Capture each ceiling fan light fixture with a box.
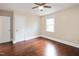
[38,6,44,10]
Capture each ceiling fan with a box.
[32,3,51,11]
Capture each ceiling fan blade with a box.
[34,3,46,6]
[41,3,46,5]
[32,6,38,9]
[44,6,51,8]
[34,3,41,6]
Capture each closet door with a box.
[14,15,25,43]
[0,16,11,43]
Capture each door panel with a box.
[0,16,10,43]
[15,15,25,43]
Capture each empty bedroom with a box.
[0,3,79,56]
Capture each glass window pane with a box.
[46,18,55,32]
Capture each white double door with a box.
[0,16,11,43]
[0,15,26,43]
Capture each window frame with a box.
[45,16,55,32]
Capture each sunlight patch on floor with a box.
[44,43,57,56]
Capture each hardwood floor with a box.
[0,37,79,56]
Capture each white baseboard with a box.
[13,39,24,44]
[13,35,79,48]
[25,35,39,40]
[0,40,11,43]
[13,35,39,44]
[40,35,79,48]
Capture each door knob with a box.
[16,30,18,32]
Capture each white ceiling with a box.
[0,3,78,16]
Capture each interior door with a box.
[14,15,25,43]
[0,16,11,43]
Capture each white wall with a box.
[40,6,79,44]
[25,13,40,39]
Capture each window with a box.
[45,17,55,32]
